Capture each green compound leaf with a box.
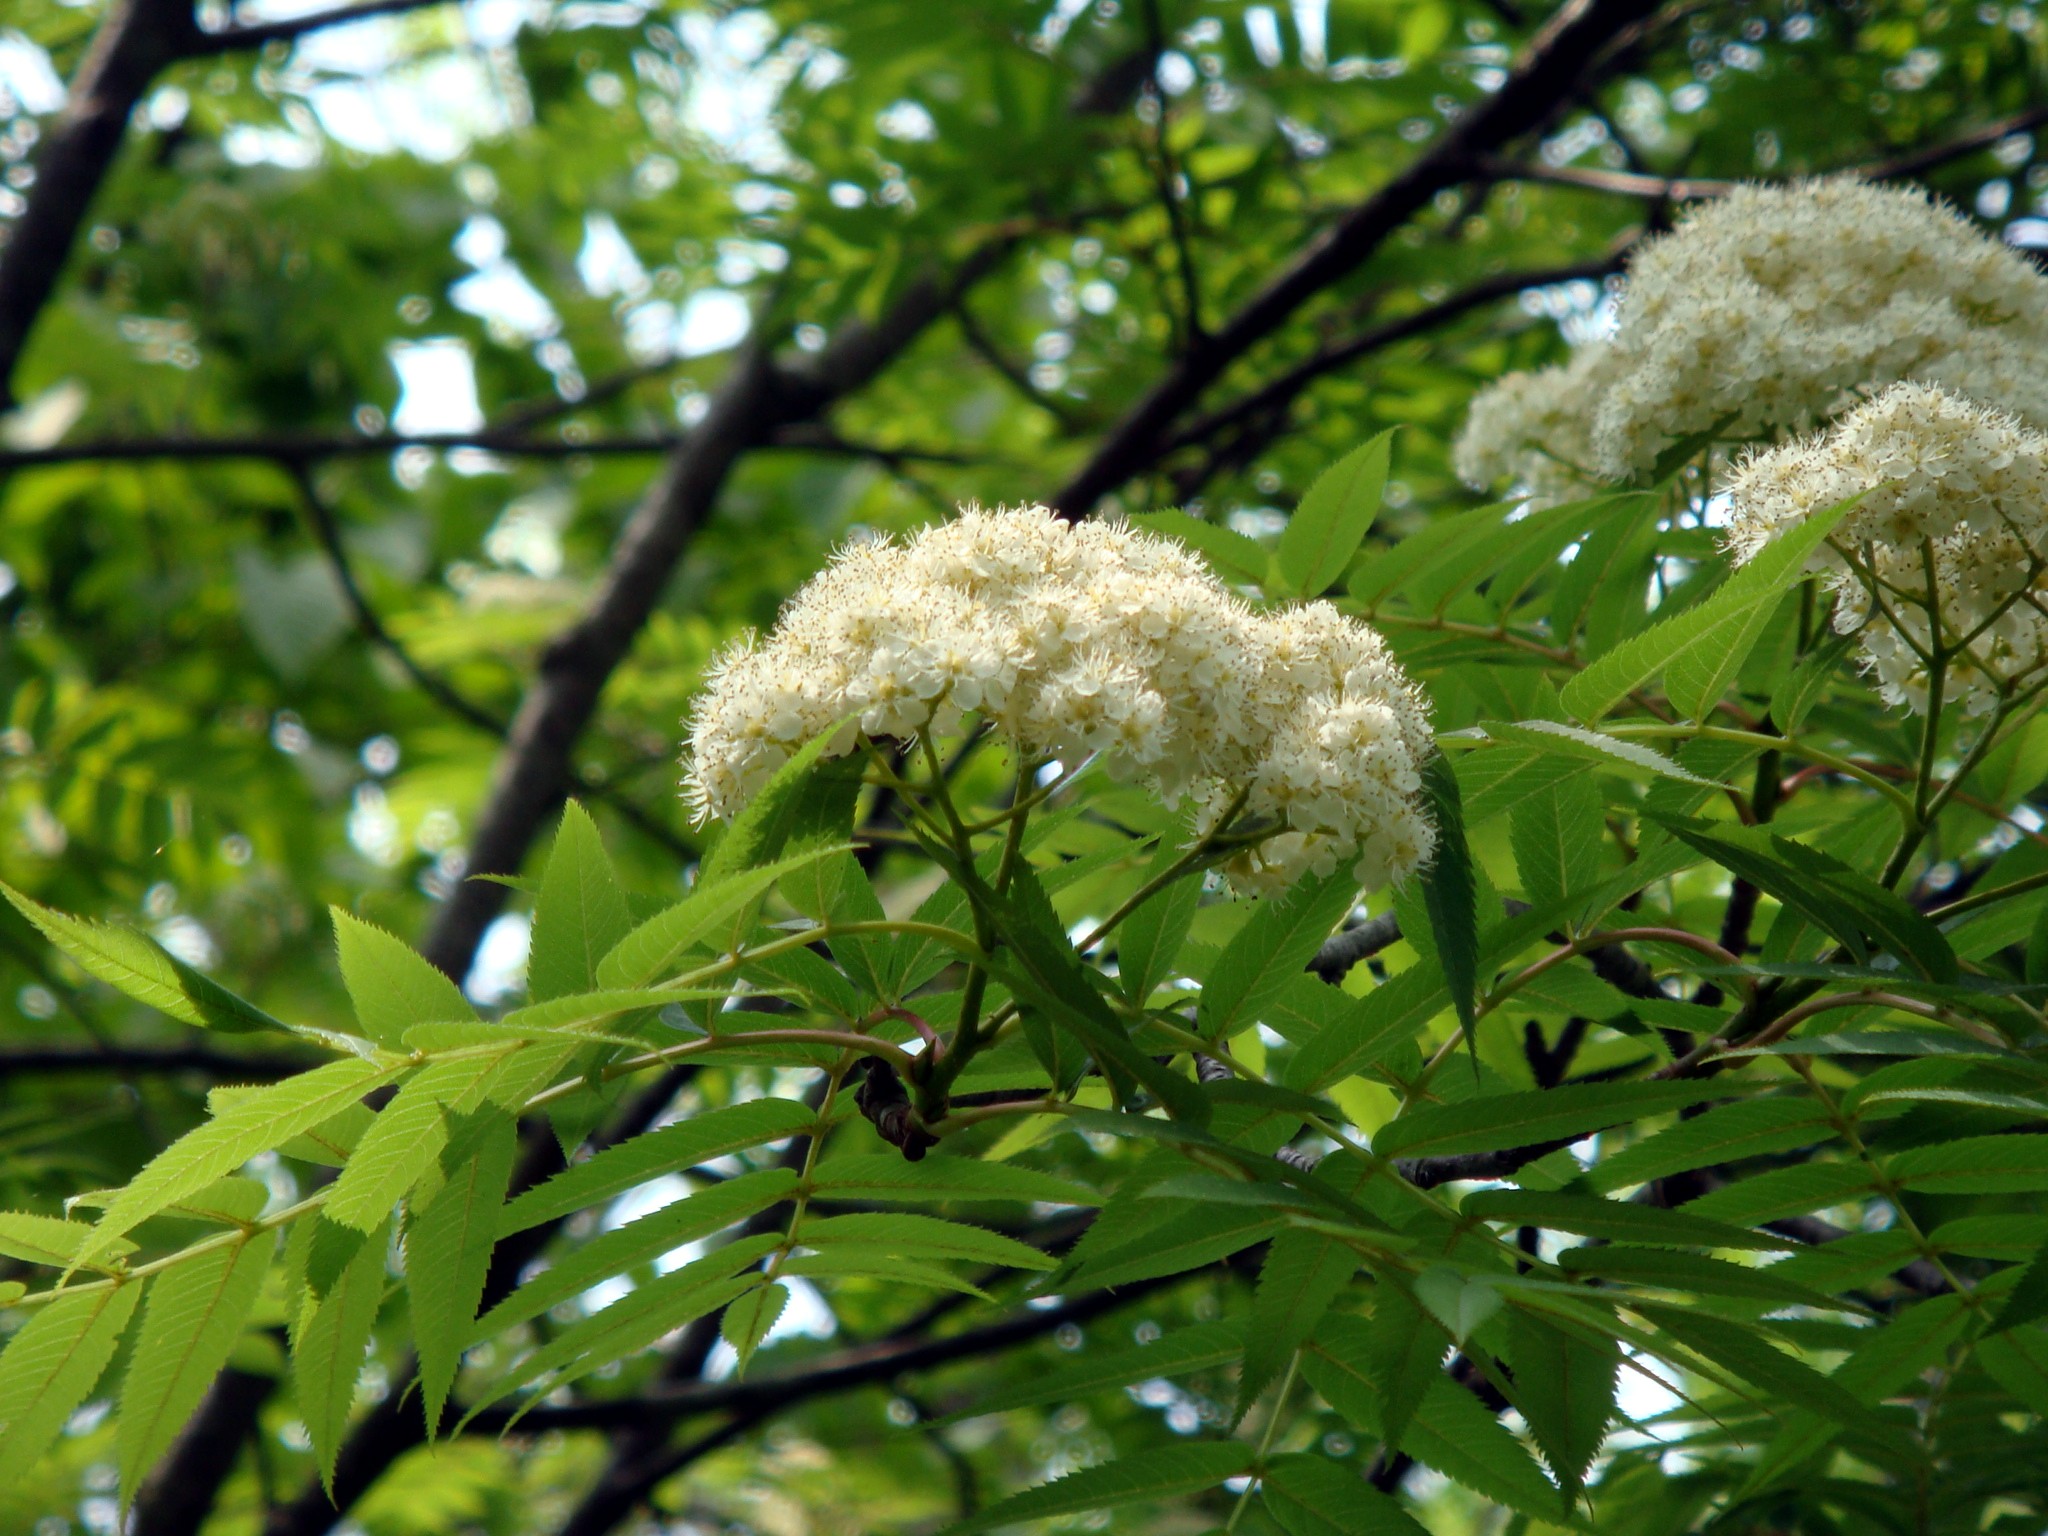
[1507,1309,1617,1497]
[1647,813,1957,982]
[937,1441,1253,1536]
[500,1098,819,1236]
[1375,1081,1739,1160]
[594,843,853,989]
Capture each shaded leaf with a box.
[937,1441,1253,1536]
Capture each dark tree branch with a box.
[0,1044,314,1079]
[952,299,1086,430]
[1138,0,1204,343]
[1860,101,2048,184]
[1312,900,1669,1002]
[0,0,490,408]
[1463,99,2048,201]
[191,0,456,55]
[0,422,977,473]
[1050,0,1665,518]
[283,462,699,865]
[0,0,199,407]
[1308,911,1403,984]
[466,1273,1175,1436]
[1165,254,1628,461]
[419,245,1013,981]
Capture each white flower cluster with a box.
[1725,382,2048,714]
[684,505,1436,890]
[1455,178,2048,492]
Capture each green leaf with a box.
[0,1211,135,1272]
[117,1234,272,1509]
[1198,868,1354,1043]
[527,801,632,1003]
[1678,1161,1880,1225]
[500,1098,818,1235]
[1636,1302,1874,1429]
[1130,510,1272,587]
[807,1153,1097,1207]
[332,909,475,1046]
[1461,1190,1792,1251]
[1739,1293,1973,1497]
[0,1281,142,1485]
[1888,1134,2048,1195]
[1306,1313,1568,1523]
[593,843,853,989]
[1262,1452,1430,1536]
[324,1055,507,1232]
[1991,1234,2048,1334]
[1375,1081,1738,1160]
[1481,719,1722,787]
[1560,1247,1847,1310]
[1588,1097,1833,1192]
[694,715,859,891]
[719,1280,788,1375]
[85,1056,405,1269]
[937,1441,1253,1536]
[1647,814,1957,981]
[1508,767,1604,908]
[778,1249,989,1298]
[943,1319,1245,1422]
[984,865,1206,1123]
[475,1168,800,1335]
[293,1216,389,1493]
[1354,494,1641,616]
[1980,1324,2048,1418]
[464,1240,777,1425]
[1275,431,1393,598]
[1417,754,1479,1053]
[1286,963,1445,1092]
[1508,1309,1616,1493]
[1458,748,1591,827]
[1771,632,1857,733]
[797,1211,1058,1271]
[1562,494,1854,722]
[1061,1202,1289,1292]
[1413,1265,1502,1343]
[1238,1225,1360,1419]
[1116,843,1202,1004]
[0,880,293,1036]
[406,1110,515,1435]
